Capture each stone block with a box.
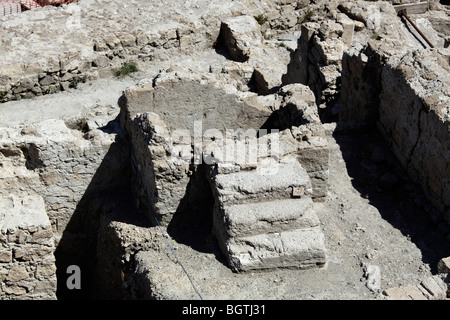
[35,264,57,280]
[92,55,110,68]
[225,227,327,271]
[3,284,27,296]
[119,82,155,122]
[31,228,53,244]
[103,34,121,50]
[215,197,319,238]
[211,161,312,206]
[220,15,263,62]
[296,137,330,172]
[6,266,29,282]
[40,171,65,186]
[384,285,429,300]
[383,287,410,300]
[39,74,58,87]
[341,23,355,48]
[116,32,136,47]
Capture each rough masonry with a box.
[118,67,330,271]
[0,0,449,300]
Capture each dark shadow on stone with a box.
[247,73,260,95]
[54,126,132,300]
[247,71,281,96]
[258,102,308,137]
[213,24,235,61]
[166,163,228,267]
[213,22,250,62]
[20,143,44,170]
[98,115,123,135]
[332,128,450,274]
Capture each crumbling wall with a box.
[0,195,56,299]
[283,0,449,122]
[0,105,128,299]
[119,72,273,226]
[0,0,307,102]
[331,1,450,226]
[338,42,383,123]
[377,49,450,224]
[282,2,365,120]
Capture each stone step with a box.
[211,161,312,206]
[213,197,319,239]
[223,227,327,272]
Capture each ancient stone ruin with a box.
[119,71,329,272]
[0,0,450,300]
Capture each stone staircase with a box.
[209,161,327,272]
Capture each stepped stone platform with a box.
[210,161,327,271]
[226,227,327,271]
[216,197,320,238]
[118,67,329,273]
[211,161,313,206]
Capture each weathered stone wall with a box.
[0,106,122,234]
[337,0,448,123]
[377,49,450,224]
[0,0,305,102]
[333,1,450,226]
[0,104,128,299]
[0,195,56,299]
[119,72,273,226]
[283,0,448,121]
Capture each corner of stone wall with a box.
[0,195,56,300]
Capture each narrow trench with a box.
[166,164,218,255]
[54,125,134,300]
